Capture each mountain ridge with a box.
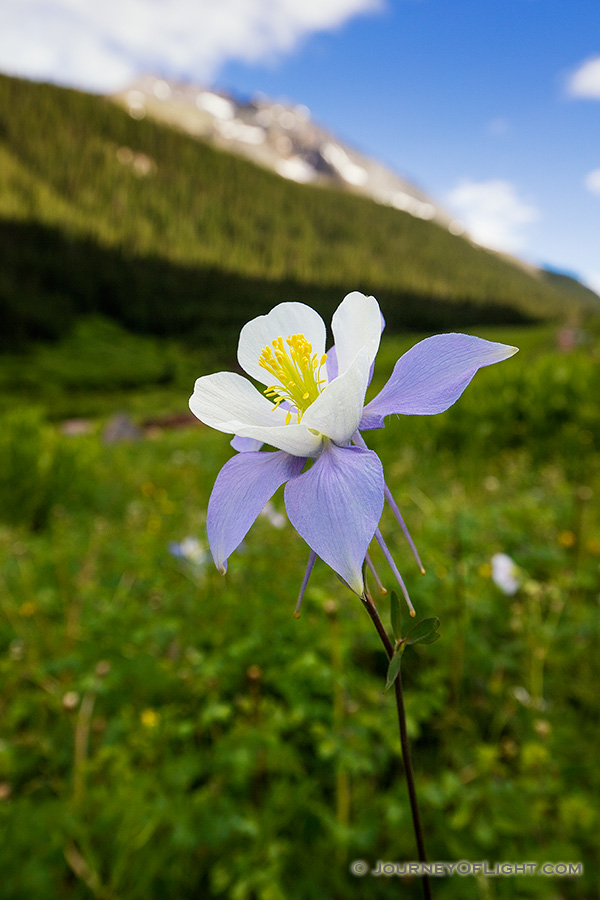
[0,72,598,350]
[113,75,458,231]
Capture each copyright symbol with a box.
[351,860,368,876]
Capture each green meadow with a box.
[0,316,598,900]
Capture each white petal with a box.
[189,371,287,432]
[302,347,370,445]
[233,422,323,457]
[189,371,322,457]
[237,302,327,385]
[331,292,382,376]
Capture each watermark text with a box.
[350,860,583,878]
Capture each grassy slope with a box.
[1,73,598,349]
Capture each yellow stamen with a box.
[259,332,327,424]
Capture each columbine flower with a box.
[491,552,521,596]
[189,292,517,609]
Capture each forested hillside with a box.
[0,73,597,348]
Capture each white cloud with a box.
[584,168,600,196]
[0,0,382,93]
[566,56,600,99]
[582,271,600,296]
[446,178,539,254]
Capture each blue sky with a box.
[2,0,599,291]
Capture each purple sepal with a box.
[230,435,264,453]
[326,345,338,382]
[284,442,384,594]
[361,333,517,429]
[207,450,305,571]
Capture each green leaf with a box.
[418,632,441,645]
[385,647,403,691]
[405,617,441,646]
[390,590,401,640]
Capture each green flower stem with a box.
[73,690,96,807]
[361,590,433,900]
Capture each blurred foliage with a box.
[0,323,598,899]
[0,316,214,420]
[1,73,599,351]
[0,408,97,530]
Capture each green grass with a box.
[0,322,598,899]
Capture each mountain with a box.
[113,76,457,230]
[0,72,598,350]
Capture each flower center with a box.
[259,334,327,424]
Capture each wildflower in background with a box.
[62,691,80,711]
[168,536,207,566]
[557,530,576,548]
[259,501,286,529]
[168,536,209,582]
[190,292,517,605]
[141,709,160,728]
[491,552,521,596]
